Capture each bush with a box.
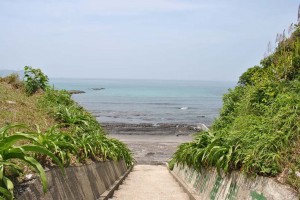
[0,67,133,198]
[171,25,300,181]
[0,74,24,89]
[0,125,63,199]
[38,87,132,165]
[24,66,49,95]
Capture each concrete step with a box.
[111,165,189,200]
[111,193,189,200]
[114,191,186,196]
[116,187,184,194]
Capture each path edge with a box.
[98,164,134,200]
[166,163,197,200]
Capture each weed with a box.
[24,66,49,95]
[0,68,133,198]
[0,74,24,89]
[0,125,63,199]
[170,22,300,187]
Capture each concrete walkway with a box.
[110,165,189,200]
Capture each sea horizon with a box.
[50,78,236,126]
[50,77,237,83]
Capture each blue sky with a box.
[0,0,299,81]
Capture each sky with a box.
[0,0,299,81]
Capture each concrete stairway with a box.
[110,165,189,200]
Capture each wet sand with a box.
[104,123,196,165]
[110,134,193,165]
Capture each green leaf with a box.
[24,156,48,193]
[0,165,3,181]
[3,176,14,191]
[0,134,37,151]
[2,152,48,193]
[0,186,13,200]
[0,161,22,171]
[21,145,65,173]
[0,124,27,138]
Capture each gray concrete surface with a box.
[17,160,128,200]
[111,165,189,200]
[172,164,299,200]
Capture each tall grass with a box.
[38,88,133,166]
[0,125,64,199]
[0,68,133,199]
[170,24,300,186]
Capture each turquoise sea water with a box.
[50,79,236,125]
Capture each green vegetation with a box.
[38,88,132,166]
[171,25,300,191]
[23,66,49,95]
[0,69,132,199]
[0,125,64,199]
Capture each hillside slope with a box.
[171,25,300,192]
[0,71,132,199]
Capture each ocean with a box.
[50,79,236,126]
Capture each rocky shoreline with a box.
[68,90,85,94]
[102,122,209,136]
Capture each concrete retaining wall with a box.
[17,160,129,200]
[171,164,298,200]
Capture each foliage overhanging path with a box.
[0,67,133,199]
[170,19,300,192]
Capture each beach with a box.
[103,123,196,164]
[51,79,232,164]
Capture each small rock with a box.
[25,174,34,180]
[91,88,105,90]
[295,171,300,178]
[68,90,85,94]
[277,167,289,183]
[195,123,209,131]
[145,152,155,157]
[6,100,16,104]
